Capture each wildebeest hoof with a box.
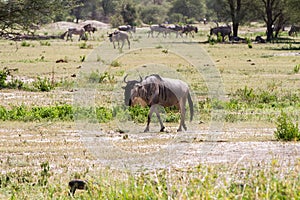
[177,128,182,132]
[144,128,149,132]
[160,127,165,132]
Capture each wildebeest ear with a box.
[121,86,125,89]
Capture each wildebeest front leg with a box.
[144,105,165,132]
[127,39,130,49]
[144,106,155,132]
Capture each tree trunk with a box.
[265,0,273,41]
[232,22,239,37]
[262,0,283,42]
[228,0,241,37]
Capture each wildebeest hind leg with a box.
[144,105,155,132]
[155,110,165,132]
[127,39,130,49]
[178,105,186,132]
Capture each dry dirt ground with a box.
[0,21,300,174]
[1,121,299,173]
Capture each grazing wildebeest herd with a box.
[147,24,198,38]
[123,74,194,132]
[59,22,299,50]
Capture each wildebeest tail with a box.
[60,31,68,39]
[188,91,193,121]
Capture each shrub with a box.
[21,41,31,47]
[110,60,121,67]
[110,13,124,28]
[294,64,300,73]
[274,111,300,141]
[0,68,8,88]
[96,107,113,123]
[32,77,54,92]
[129,105,149,123]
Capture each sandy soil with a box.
[1,121,299,173]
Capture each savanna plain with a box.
[0,22,300,199]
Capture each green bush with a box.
[96,107,113,123]
[32,77,54,92]
[21,41,31,47]
[274,111,300,141]
[129,105,149,123]
[110,60,121,67]
[0,104,74,122]
[0,68,8,88]
[294,64,300,73]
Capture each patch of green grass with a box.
[0,104,74,121]
[21,41,31,47]
[128,105,149,123]
[79,42,93,49]
[1,68,55,91]
[86,71,115,83]
[40,41,51,46]
[1,161,300,199]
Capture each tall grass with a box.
[0,161,299,199]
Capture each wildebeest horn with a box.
[123,74,129,83]
[138,75,142,83]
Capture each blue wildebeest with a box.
[61,28,86,41]
[288,25,300,36]
[182,25,198,37]
[165,24,184,38]
[118,25,136,37]
[83,24,97,38]
[210,26,232,42]
[129,74,194,132]
[148,24,168,38]
[108,31,130,49]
